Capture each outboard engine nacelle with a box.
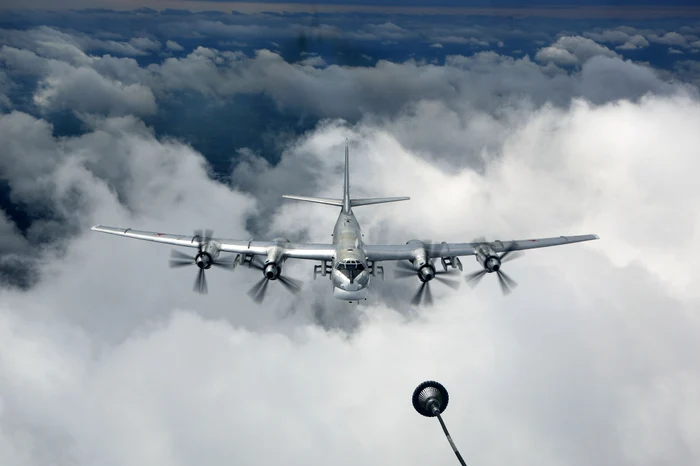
[475,245,500,272]
[195,241,221,269]
[259,239,287,280]
[264,262,280,280]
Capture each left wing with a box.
[90,225,335,261]
[364,234,599,262]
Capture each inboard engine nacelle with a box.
[475,245,501,272]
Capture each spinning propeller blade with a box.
[167,229,235,295]
[394,240,461,306]
[245,256,302,303]
[467,241,523,295]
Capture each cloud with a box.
[128,37,161,52]
[0,71,11,109]
[298,54,326,67]
[32,65,157,116]
[431,35,490,46]
[0,46,157,116]
[144,45,686,124]
[0,208,32,286]
[535,35,619,66]
[648,32,690,47]
[347,21,413,41]
[617,34,650,50]
[0,26,160,57]
[2,16,700,465]
[583,28,650,51]
[1,24,695,226]
[2,86,700,465]
[583,28,634,45]
[165,39,184,51]
[2,26,695,218]
[535,45,579,66]
[673,59,700,87]
[1,21,697,130]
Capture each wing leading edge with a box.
[90,225,335,261]
[91,226,598,263]
[364,234,599,262]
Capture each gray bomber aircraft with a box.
[92,140,599,304]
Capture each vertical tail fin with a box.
[343,138,350,213]
[282,139,410,210]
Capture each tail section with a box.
[280,195,343,207]
[343,138,351,213]
[351,197,411,206]
[282,139,410,211]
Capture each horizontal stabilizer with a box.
[351,197,410,207]
[281,195,344,207]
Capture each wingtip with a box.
[593,234,600,240]
[91,225,100,231]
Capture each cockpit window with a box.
[336,260,365,282]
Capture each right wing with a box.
[364,234,599,262]
[90,225,335,261]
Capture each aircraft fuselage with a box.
[331,209,370,302]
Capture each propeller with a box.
[465,241,523,295]
[394,240,461,306]
[245,256,302,303]
[168,229,236,295]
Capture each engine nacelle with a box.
[417,263,436,282]
[406,239,429,268]
[195,241,221,269]
[195,252,212,269]
[475,245,500,273]
[204,241,221,258]
[259,243,287,280]
[263,263,280,280]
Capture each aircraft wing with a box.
[90,225,335,260]
[364,234,599,262]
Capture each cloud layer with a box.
[1,9,700,466]
[3,89,700,465]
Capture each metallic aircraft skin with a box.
[331,208,370,301]
[330,140,370,301]
[90,139,600,304]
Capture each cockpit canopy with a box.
[336,259,365,282]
